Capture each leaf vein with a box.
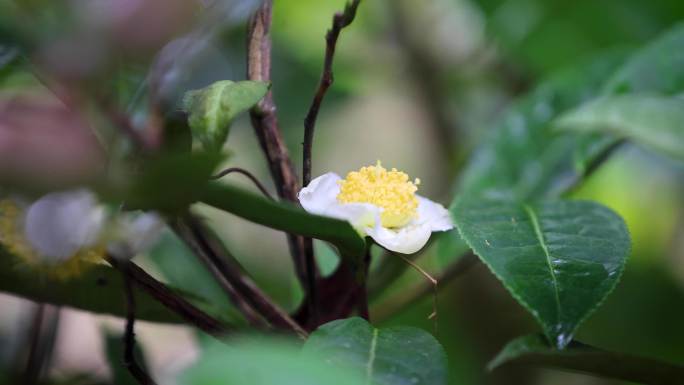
[366,328,378,384]
[523,204,562,325]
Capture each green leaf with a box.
[182,80,269,151]
[182,337,365,385]
[489,334,684,384]
[453,199,630,348]
[200,182,366,259]
[302,317,448,385]
[0,245,180,323]
[555,95,684,161]
[458,50,627,202]
[106,151,224,213]
[604,23,684,95]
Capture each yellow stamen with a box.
[337,161,419,228]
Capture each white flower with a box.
[21,189,162,263]
[298,162,454,254]
[107,212,164,260]
[24,189,106,262]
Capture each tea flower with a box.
[0,189,163,279]
[298,162,454,254]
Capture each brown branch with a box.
[372,251,478,322]
[212,167,275,200]
[121,266,157,385]
[100,99,155,151]
[169,218,270,330]
[107,257,231,338]
[247,0,318,324]
[20,304,59,385]
[175,215,308,338]
[302,0,362,187]
[357,248,371,321]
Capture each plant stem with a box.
[121,265,157,385]
[108,257,232,338]
[247,0,318,321]
[170,217,270,330]
[302,0,362,187]
[212,167,274,200]
[20,303,59,385]
[176,215,308,338]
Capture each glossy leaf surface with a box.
[453,199,630,348]
[303,317,448,385]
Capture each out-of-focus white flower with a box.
[107,212,164,260]
[24,189,106,262]
[298,162,454,254]
[0,188,163,279]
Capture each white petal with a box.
[108,212,164,260]
[298,172,341,215]
[298,172,382,236]
[326,202,381,231]
[366,222,432,254]
[415,195,454,232]
[24,189,105,262]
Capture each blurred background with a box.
[1,0,684,384]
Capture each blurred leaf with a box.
[200,182,366,258]
[313,239,340,277]
[148,230,246,325]
[104,332,150,385]
[303,317,448,385]
[489,334,684,384]
[181,337,365,385]
[457,50,627,202]
[435,229,470,268]
[604,22,684,95]
[111,151,223,213]
[480,0,684,75]
[555,95,684,160]
[182,80,268,151]
[0,245,181,323]
[453,199,630,348]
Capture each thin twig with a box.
[175,215,308,338]
[368,250,420,301]
[357,248,371,321]
[170,218,270,329]
[121,265,157,385]
[22,304,45,385]
[107,257,232,338]
[302,0,362,187]
[212,167,274,200]
[373,252,478,322]
[563,139,626,196]
[100,97,154,150]
[396,253,439,328]
[247,0,319,325]
[20,304,60,385]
